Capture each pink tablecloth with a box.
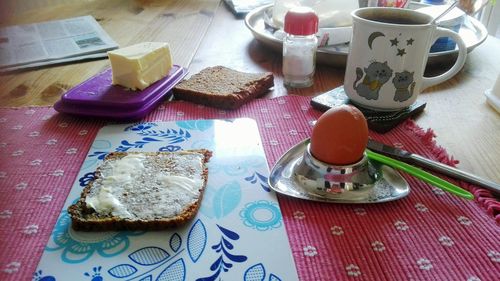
[0,96,499,280]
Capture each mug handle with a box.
[421,27,467,90]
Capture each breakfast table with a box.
[0,1,499,280]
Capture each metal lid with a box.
[284,7,319,36]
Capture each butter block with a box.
[108,42,173,91]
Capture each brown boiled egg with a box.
[310,105,368,165]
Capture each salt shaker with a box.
[282,7,319,88]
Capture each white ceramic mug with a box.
[344,7,467,111]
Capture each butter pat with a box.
[84,152,206,220]
[108,42,173,90]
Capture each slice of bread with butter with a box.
[68,150,211,231]
[107,42,173,91]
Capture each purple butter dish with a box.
[54,65,187,120]
[60,64,185,109]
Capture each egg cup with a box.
[269,139,409,203]
[295,144,380,198]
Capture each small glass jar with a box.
[282,7,319,88]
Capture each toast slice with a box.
[172,66,274,109]
[68,150,212,231]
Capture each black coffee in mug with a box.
[358,9,431,25]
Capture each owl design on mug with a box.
[353,61,393,100]
[392,71,416,102]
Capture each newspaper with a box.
[0,15,118,72]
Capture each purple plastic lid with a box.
[60,65,184,109]
[54,65,187,120]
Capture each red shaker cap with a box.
[284,7,319,36]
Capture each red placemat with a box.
[0,96,499,281]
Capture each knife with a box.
[366,150,474,200]
[367,139,500,195]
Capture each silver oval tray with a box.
[245,4,488,68]
[268,139,410,204]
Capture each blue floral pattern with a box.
[200,181,242,219]
[240,201,283,231]
[176,120,214,131]
[33,270,55,281]
[196,225,247,281]
[45,211,143,264]
[245,172,271,192]
[78,172,95,187]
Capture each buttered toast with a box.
[68,150,212,231]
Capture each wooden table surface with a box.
[1,0,499,187]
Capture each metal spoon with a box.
[431,1,459,24]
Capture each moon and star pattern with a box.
[367,31,415,57]
[353,32,418,103]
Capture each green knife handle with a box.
[366,150,474,200]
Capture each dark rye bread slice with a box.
[68,150,212,231]
[172,65,274,109]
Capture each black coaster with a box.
[310,86,426,133]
